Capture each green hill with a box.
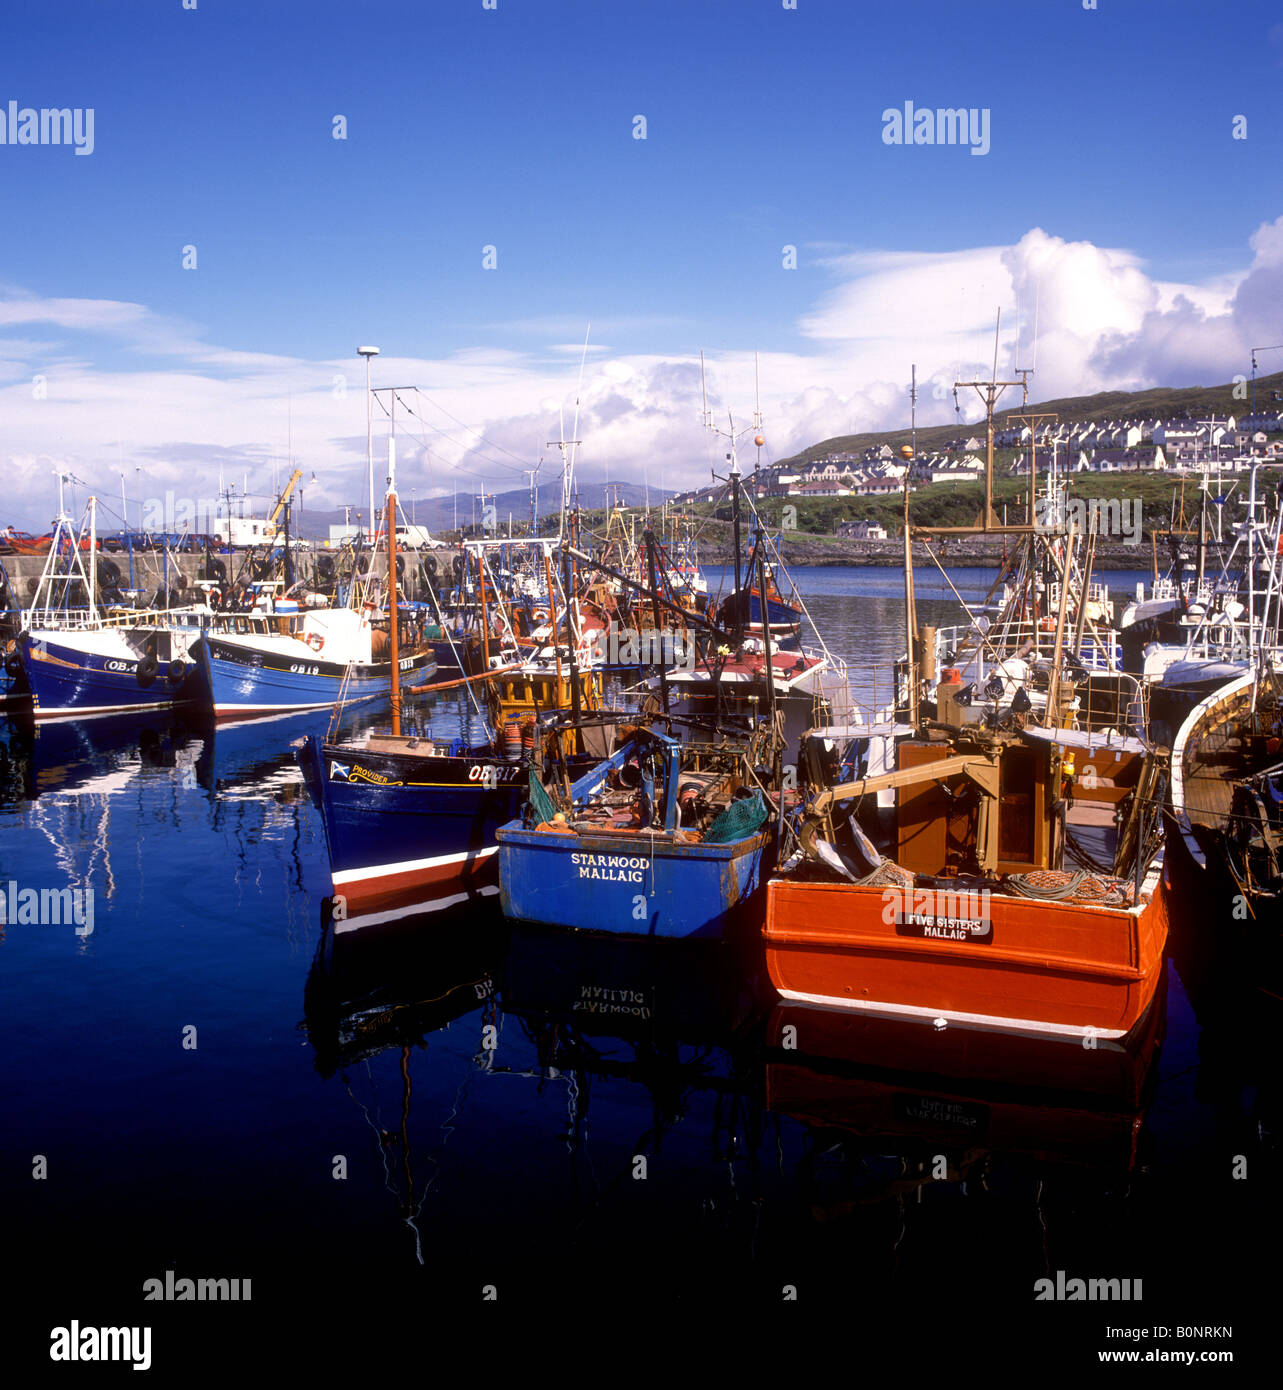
[774,369,1283,469]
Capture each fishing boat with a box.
[717,560,804,647]
[497,712,787,941]
[1139,466,1283,735]
[194,604,435,718]
[193,506,436,718]
[305,659,602,918]
[764,720,1170,1039]
[16,493,213,720]
[1166,666,1283,980]
[303,514,603,918]
[763,358,1171,1041]
[498,449,804,941]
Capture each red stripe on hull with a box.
[332,852,498,918]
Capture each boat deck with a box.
[1183,755,1237,827]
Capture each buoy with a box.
[503,721,523,759]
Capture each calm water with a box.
[2,567,1275,1370]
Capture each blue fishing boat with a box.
[193,606,436,718]
[496,725,782,941]
[303,527,607,919]
[304,728,527,917]
[20,621,211,719]
[303,658,603,919]
[15,495,215,720]
[717,562,803,646]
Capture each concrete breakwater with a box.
[0,545,466,607]
[703,536,1153,570]
[1,536,1153,611]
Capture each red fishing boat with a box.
[764,724,1170,1040]
[765,372,1170,1040]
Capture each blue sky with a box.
[2,0,1282,525]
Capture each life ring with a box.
[306,633,325,653]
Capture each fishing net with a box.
[859,859,915,889]
[527,769,558,828]
[704,790,769,843]
[1004,868,1134,907]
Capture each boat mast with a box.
[645,526,669,712]
[89,495,97,617]
[358,346,379,544]
[757,541,781,785]
[903,478,918,726]
[729,439,743,616]
[387,410,401,737]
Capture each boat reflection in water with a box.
[766,988,1165,1177]
[304,893,508,1079]
[0,707,206,804]
[300,900,767,1298]
[757,984,1167,1309]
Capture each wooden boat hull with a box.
[497,823,776,940]
[303,737,528,919]
[196,635,435,718]
[19,628,210,720]
[763,870,1170,1039]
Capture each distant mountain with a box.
[293,480,672,539]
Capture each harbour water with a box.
[2,567,1275,1367]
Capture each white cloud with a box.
[1,217,1277,526]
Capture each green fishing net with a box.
[704,790,769,843]
[527,768,558,827]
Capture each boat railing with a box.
[932,621,1123,674]
[27,605,216,632]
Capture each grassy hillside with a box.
[774,370,1283,470]
[673,467,1274,546]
